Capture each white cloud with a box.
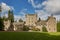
[54,15,60,21]
[10,6,15,11]
[19,9,27,15]
[35,10,49,20]
[1,2,14,11]
[0,2,14,18]
[1,2,10,11]
[14,9,27,21]
[35,0,60,14]
[14,15,25,22]
[28,0,41,8]
[43,0,60,14]
[34,0,60,21]
[14,15,22,22]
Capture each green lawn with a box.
[0,22,60,40]
[0,32,60,40]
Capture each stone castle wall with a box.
[3,14,57,32]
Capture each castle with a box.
[3,14,57,32]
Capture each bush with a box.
[23,25,29,31]
[0,18,4,31]
[42,26,48,32]
[57,22,60,32]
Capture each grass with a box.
[0,21,60,40]
[0,32,60,40]
[57,22,60,32]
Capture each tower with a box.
[25,14,37,26]
[46,15,57,32]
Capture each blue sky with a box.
[0,0,60,21]
[0,0,34,14]
[0,0,45,14]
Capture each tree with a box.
[38,18,41,22]
[0,18,4,31]
[42,26,47,32]
[23,25,29,31]
[0,5,1,12]
[57,22,60,32]
[3,14,6,20]
[0,4,2,17]
[19,19,23,22]
[0,5,4,31]
[8,10,14,23]
[11,10,14,22]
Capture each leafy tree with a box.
[0,18,4,31]
[42,26,47,32]
[8,10,14,23]
[38,18,41,22]
[0,7,1,12]
[0,5,4,31]
[3,15,7,20]
[0,4,2,17]
[57,22,60,32]
[23,25,29,31]
[19,19,23,22]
